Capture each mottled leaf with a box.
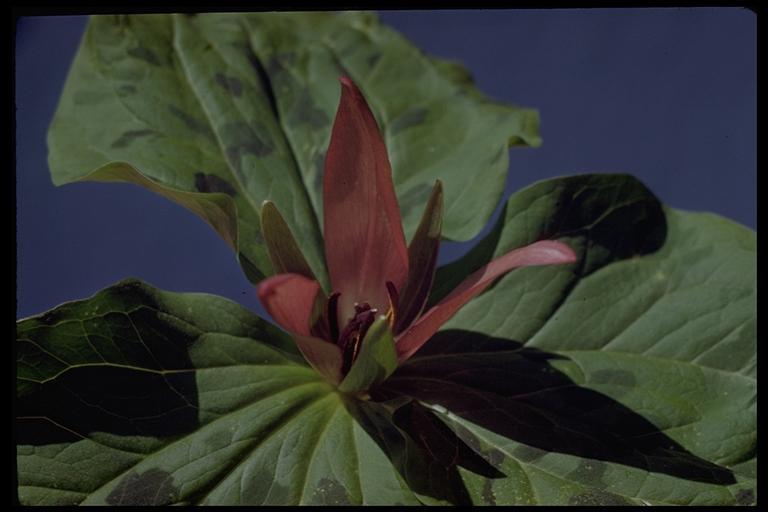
[48,12,541,285]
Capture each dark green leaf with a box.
[395,173,755,505]
[16,280,420,505]
[48,12,541,285]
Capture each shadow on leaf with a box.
[429,174,668,306]
[17,366,199,444]
[343,396,492,506]
[17,306,200,444]
[373,330,735,487]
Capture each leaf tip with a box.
[427,180,444,237]
[260,199,275,213]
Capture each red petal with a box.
[395,180,443,334]
[323,77,409,320]
[256,273,320,336]
[257,273,343,384]
[395,240,577,362]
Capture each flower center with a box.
[337,302,377,375]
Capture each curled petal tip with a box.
[534,240,578,264]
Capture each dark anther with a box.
[338,303,377,375]
[326,292,340,343]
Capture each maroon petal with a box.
[395,240,577,362]
[395,180,443,334]
[257,273,320,336]
[323,77,409,321]
[257,273,343,383]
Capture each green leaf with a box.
[260,200,316,280]
[347,397,484,506]
[16,279,421,505]
[338,317,398,394]
[387,173,755,505]
[48,12,541,285]
[17,173,755,505]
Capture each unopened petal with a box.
[323,77,409,320]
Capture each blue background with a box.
[16,9,756,320]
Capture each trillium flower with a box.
[257,77,576,392]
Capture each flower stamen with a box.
[338,303,377,375]
[385,281,399,330]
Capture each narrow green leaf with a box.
[338,317,398,394]
[260,200,316,280]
